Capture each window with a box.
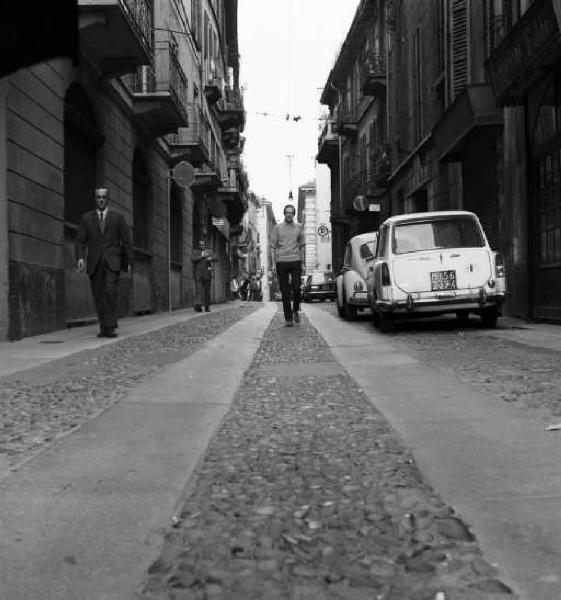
[170,182,183,264]
[392,217,485,254]
[449,0,470,102]
[64,84,101,226]
[133,149,150,251]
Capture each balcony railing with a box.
[362,50,387,97]
[78,0,153,75]
[216,87,245,130]
[317,119,339,165]
[167,105,211,165]
[204,57,223,104]
[125,41,188,135]
[336,108,358,137]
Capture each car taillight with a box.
[354,280,364,291]
[495,253,505,278]
[381,262,391,286]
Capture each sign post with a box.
[167,161,195,311]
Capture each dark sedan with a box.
[302,272,336,302]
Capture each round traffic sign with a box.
[172,161,195,189]
[317,224,330,237]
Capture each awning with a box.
[433,85,503,162]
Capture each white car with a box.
[336,232,378,320]
[366,211,506,332]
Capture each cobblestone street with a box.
[0,305,259,474]
[137,307,516,600]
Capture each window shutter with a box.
[450,0,470,100]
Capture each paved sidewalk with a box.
[0,303,243,378]
[480,316,561,352]
[306,304,561,600]
[0,303,277,600]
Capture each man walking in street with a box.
[76,187,133,338]
[271,203,306,326]
[192,239,216,312]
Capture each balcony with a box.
[361,50,386,98]
[78,0,152,76]
[215,87,246,130]
[125,41,188,136]
[317,119,339,165]
[166,106,210,166]
[204,58,223,104]
[191,166,221,193]
[336,108,358,138]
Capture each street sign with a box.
[318,224,330,237]
[172,161,195,189]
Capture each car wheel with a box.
[456,310,470,327]
[342,290,357,321]
[480,307,499,328]
[378,312,394,333]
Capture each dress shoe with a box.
[293,311,300,324]
[204,307,210,312]
[105,328,118,338]
[285,320,294,327]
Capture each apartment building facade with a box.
[0,0,247,340]
[320,0,561,322]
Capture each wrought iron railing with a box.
[362,49,387,80]
[121,0,153,51]
[167,106,211,152]
[126,41,187,111]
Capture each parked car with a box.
[336,232,378,320]
[366,211,506,332]
[302,272,336,302]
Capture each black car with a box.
[302,272,336,302]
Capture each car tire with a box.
[378,312,394,333]
[480,307,499,328]
[342,291,357,321]
[456,310,470,327]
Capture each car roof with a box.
[382,210,477,226]
[349,231,378,248]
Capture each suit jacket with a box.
[76,209,134,275]
[191,249,215,281]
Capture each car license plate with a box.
[431,270,457,291]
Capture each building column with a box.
[0,81,8,340]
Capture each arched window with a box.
[64,83,102,225]
[133,149,150,251]
[170,181,183,264]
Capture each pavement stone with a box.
[0,305,259,477]
[137,309,517,600]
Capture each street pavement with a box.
[0,302,560,598]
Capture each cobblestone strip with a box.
[0,306,259,471]
[138,311,517,600]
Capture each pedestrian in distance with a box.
[239,272,250,301]
[230,276,240,300]
[248,274,262,302]
[271,203,306,326]
[192,239,216,312]
[76,187,133,338]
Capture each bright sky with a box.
[238,0,360,220]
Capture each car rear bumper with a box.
[349,291,369,306]
[376,291,506,314]
[306,290,336,300]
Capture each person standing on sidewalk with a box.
[76,187,133,338]
[192,239,216,312]
[271,204,306,326]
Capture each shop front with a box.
[487,0,561,320]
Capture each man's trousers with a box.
[276,261,301,322]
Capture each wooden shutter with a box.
[450,0,470,100]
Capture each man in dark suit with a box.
[76,188,134,338]
[191,239,216,312]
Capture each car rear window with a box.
[392,217,485,254]
[310,273,326,284]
